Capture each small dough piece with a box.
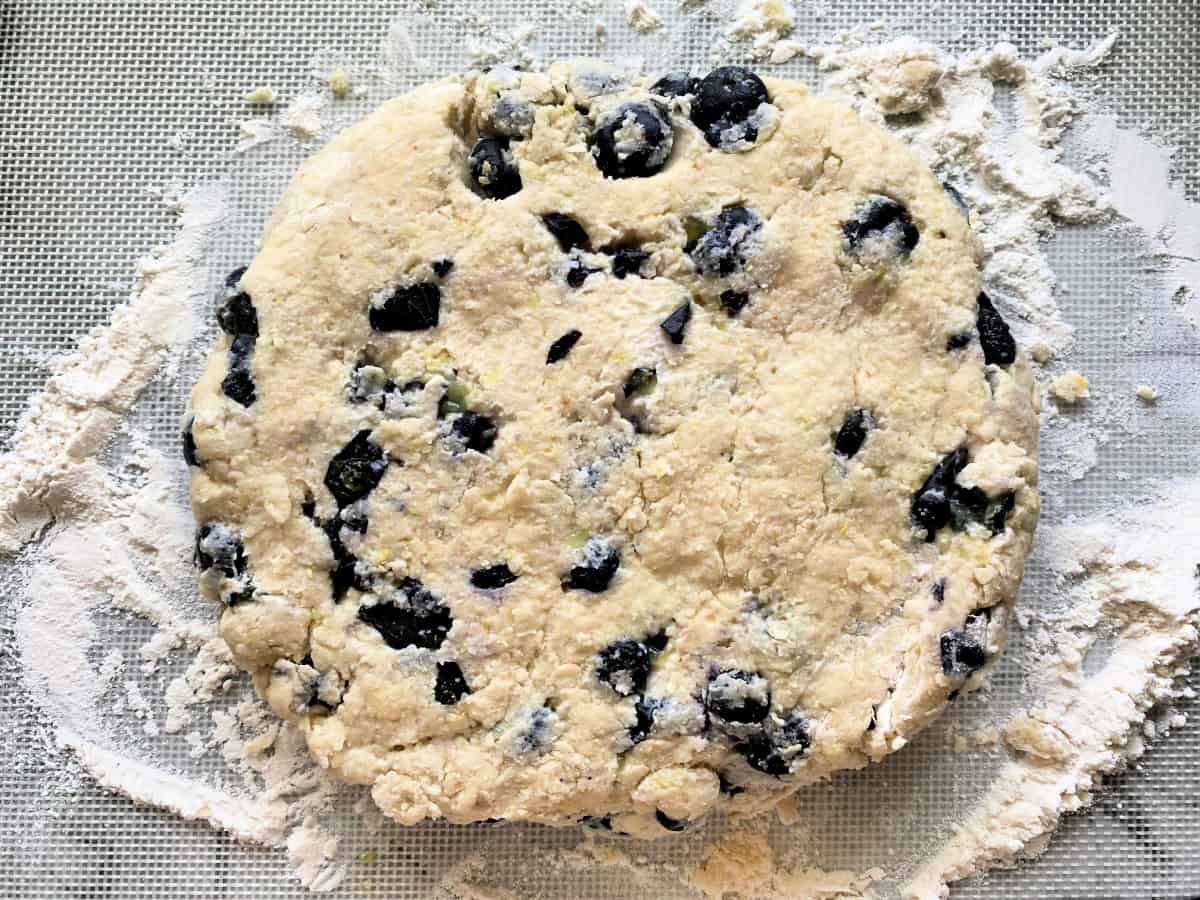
[1135,384,1158,403]
[188,62,1040,835]
[1050,370,1089,404]
[329,68,353,98]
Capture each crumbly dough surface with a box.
[187,62,1039,835]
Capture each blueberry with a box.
[581,816,615,831]
[449,411,498,454]
[432,258,455,278]
[224,266,247,288]
[590,101,675,179]
[651,72,699,99]
[719,289,749,317]
[987,492,1016,536]
[690,206,762,276]
[842,196,919,259]
[542,213,591,252]
[609,246,649,279]
[470,563,518,589]
[468,137,522,199]
[217,291,259,338]
[911,446,969,541]
[655,811,687,832]
[834,409,875,459]
[339,500,369,534]
[691,66,770,149]
[931,579,946,605]
[434,660,471,704]
[717,772,745,796]
[622,366,657,398]
[301,495,316,519]
[943,182,969,217]
[704,669,770,725]
[736,715,811,776]
[659,301,692,345]
[513,705,557,754]
[566,258,600,288]
[324,430,388,507]
[939,629,986,676]
[222,334,257,407]
[561,537,621,593]
[182,417,201,467]
[369,282,441,331]
[546,329,583,364]
[629,696,660,744]
[322,518,374,601]
[946,330,974,350]
[358,576,453,650]
[195,523,247,578]
[595,632,667,696]
[976,292,1016,366]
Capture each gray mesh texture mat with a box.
[1,1,1198,898]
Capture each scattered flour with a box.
[724,0,796,60]
[284,93,325,139]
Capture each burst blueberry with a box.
[324,430,388,507]
[370,282,440,331]
[468,137,522,199]
[691,66,770,149]
[590,101,675,179]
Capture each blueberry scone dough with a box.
[187,62,1039,836]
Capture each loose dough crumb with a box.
[1050,370,1089,403]
[1030,342,1053,364]
[624,0,663,32]
[1135,384,1159,403]
[328,68,353,98]
[244,86,277,105]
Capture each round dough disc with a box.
[187,62,1039,834]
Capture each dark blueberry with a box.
[622,366,657,398]
[736,733,789,776]
[369,282,441,332]
[582,816,614,831]
[943,182,969,217]
[651,72,700,99]
[949,484,989,529]
[470,563,518,589]
[717,773,745,796]
[323,518,375,601]
[987,492,1016,536]
[547,329,583,364]
[566,258,600,288]
[719,289,749,317]
[834,409,874,459]
[358,577,453,650]
[324,430,388,507]
[339,502,369,534]
[217,292,259,338]
[911,446,969,541]
[659,301,692,345]
[182,417,201,467]
[590,101,675,179]
[629,696,660,744]
[224,266,248,289]
[940,629,986,676]
[468,137,522,199]
[301,495,316,519]
[704,669,770,725]
[449,411,498,454]
[737,715,811,776]
[976,292,1016,366]
[513,705,556,753]
[691,66,770,149]
[195,523,247,577]
[596,634,666,696]
[561,538,621,593]
[609,246,650,279]
[221,334,257,407]
[655,811,687,832]
[946,330,974,350]
[542,213,591,252]
[690,206,762,276]
[931,579,946,605]
[432,258,454,278]
[434,660,471,705]
[842,196,919,258]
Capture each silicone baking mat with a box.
[0,1,1197,898]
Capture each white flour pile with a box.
[1,24,1197,900]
